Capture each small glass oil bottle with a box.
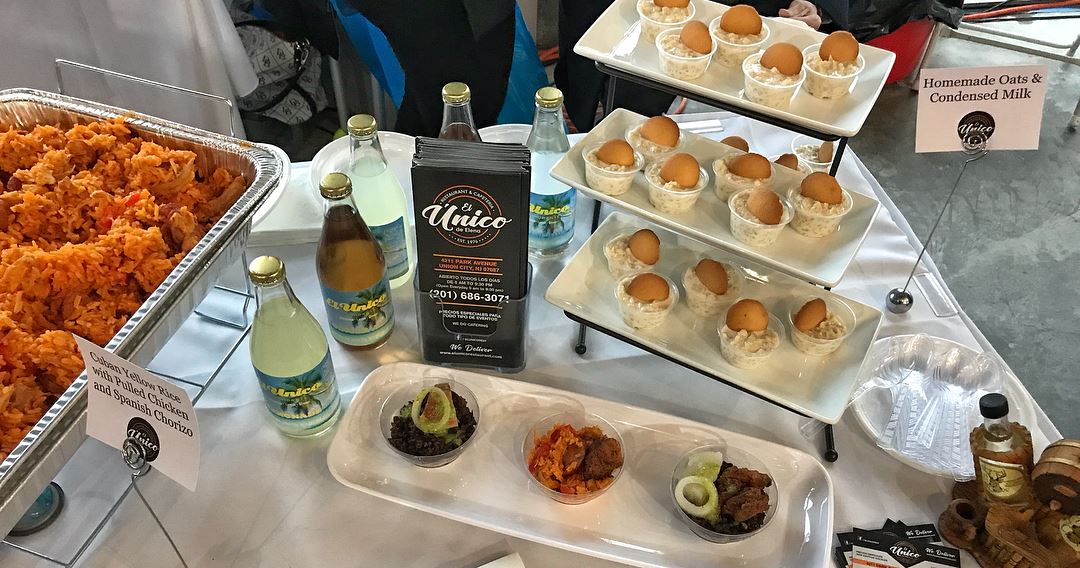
[316,172,395,349]
[248,255,341,436]
[972,393,1036,508]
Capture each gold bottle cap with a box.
[248,255,285,286]
[319,172,352,199]
[535,86,563,108]
[442,82,471,104]
[347,114,377,137]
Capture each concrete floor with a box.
[853,25,1080,435]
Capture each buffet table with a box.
[0,116,1060,567]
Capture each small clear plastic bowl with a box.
[727,189,793,247]
[708,15,771,68]
[603,233,656,279]
[801,44,866,100]
[786,186,854,238]
[522,411,626,505]
[380,378,481,468]
[615,272,680,329]
[790,135,833,172]
[644,162,709,214]
[671,443,778,543]
[788,295,856,356]
[682,260,744,318]
[712,155,772,202]
[637,0,696,43]
[717,309,784,369]
[655,28,716,81]
[742,52,805,110]
[583,144,644,196]
[770,153,812,180]
[625,123,684,165]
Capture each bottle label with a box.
[254,351,339,422]
[321,278,394,346]
[370,217,409,280]
[978,456,1028,499]
[528,187,575,250]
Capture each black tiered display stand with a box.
[568,63,858,463]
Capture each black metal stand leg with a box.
[574,201,605,356]
[603,75,618,117]
[823,424,839,462]
[828,137,848,177]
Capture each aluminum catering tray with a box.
[0,88,283,536]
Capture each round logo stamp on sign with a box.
[957,111,995,151]
[126,417,161,462]
[420,184,511,248]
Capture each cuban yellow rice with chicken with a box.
[0,117,246,459]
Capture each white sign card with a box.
[916,65,1048,153]
[74,336,200,491]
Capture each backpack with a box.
[234,19,328,125]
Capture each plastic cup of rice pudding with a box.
[604,232,657,279]
[655,28,716,81]
[625,123,683,165]
[791,135,834,172]
[771,154,813,180]
[787,295,856,356]
[717,307,784,369]
[637,0,696,43]
[682,260,743,317]
[644,162,709,214]
[727,189,793,247]
[614,273,679,329]
[708,15,770,68]
[712,154,772,201]
[742,51,806,110]
[787,185,853,238]
[801,44,866,100]
[583,143,644,196]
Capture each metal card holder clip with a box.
[120,436,188,568]
[886,140,989,315]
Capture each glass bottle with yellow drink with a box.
[248,255,341,436]
[316,172,395,349]
[346,114,415,289]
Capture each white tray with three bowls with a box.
[574,0,896,137]
[545,211,883,423]
[327,362,834,568]
[549,108,881,287]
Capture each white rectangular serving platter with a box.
[575,0,895,137]
[545,212,883,423]
[327,362,834,568]
[550,108,881,287]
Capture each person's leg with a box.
[556,0,677,129]
[555,0,612,130]
[346,1,515,136]
[611,81,676,118]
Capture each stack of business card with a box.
[835,520,960,568]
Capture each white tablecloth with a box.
[0,115,1059,567]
